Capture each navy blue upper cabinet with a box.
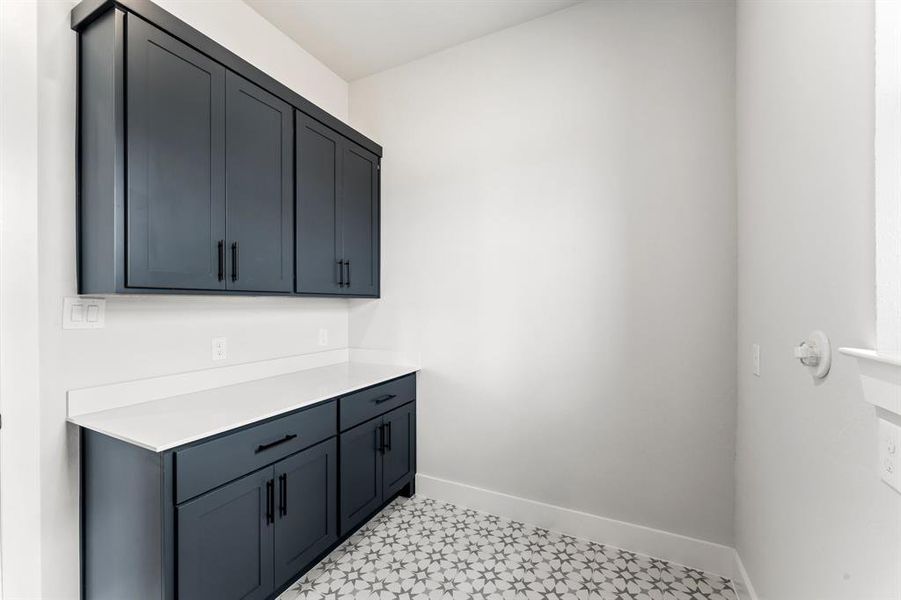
[126,21,293,294]
[74,2,381,297]
[296,113,380,296]
[225,72,293,293]
[296,113,342,294]
[126,16,227,291]
[340,144,380,296]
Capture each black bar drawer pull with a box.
[278,473,287,516]
[255,434,297,453]
[373,394,396,405]
[266,479,274,524]
[217,240,224,281]
[231,242,239,282]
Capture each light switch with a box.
[878,417,901,494]
[63,297,105,329]
[70,303,84,323]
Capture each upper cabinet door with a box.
[224,72,293,293]
[295,113,342,294]
[126,17,226,290]
[340,143,380,296]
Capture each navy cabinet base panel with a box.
[80,375,415,600]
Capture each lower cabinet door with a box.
[382,402,416,498]
[339,418,383,535]
[177,467,274,600]
[273,438,338,584]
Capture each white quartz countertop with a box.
[68,361,418,452]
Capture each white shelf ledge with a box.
[839,347,901,367]
[839,347,901,416]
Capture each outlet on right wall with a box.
[736,0,900,598]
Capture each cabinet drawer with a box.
[339,375,415,431]
[175,400,336,503]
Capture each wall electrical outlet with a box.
[63,297,106,329]
[878,417,901,494]
[752,344,761,376]
[318,328,329,346]
[211,337,228,361]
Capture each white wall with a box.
[0,2,43,598]
[153,0,348,121]
[349,0,737,546]
[25,1,351,597]
[875,0,901,355]
[735,1,901,599]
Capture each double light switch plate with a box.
[63,297,106,329]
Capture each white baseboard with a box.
[416,473,738,581]
[731,549,760,600]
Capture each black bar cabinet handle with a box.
[279,473,287,516]
[337,260,344,287]
[345,260,351,287]
[373,393,396,405]
[217,240,224,281]
[378,424,385,454]
[266,479,274,524]
[385,421,392,451]
[231,242,239,282]
[255,433,297,453]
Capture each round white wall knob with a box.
[793,330,831,379]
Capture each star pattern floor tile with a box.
[278,496,737,600]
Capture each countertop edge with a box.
[69,364,419,452]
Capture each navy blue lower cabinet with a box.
[338,382,417,536]
[80,377,415,599]
[274,439,338,584]
[382,402,416,499]
[339,417,384,535]
[177,438,338,600]
[177,467,275,600]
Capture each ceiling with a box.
[243,0,582,81]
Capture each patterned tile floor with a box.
[279,496,737,600]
